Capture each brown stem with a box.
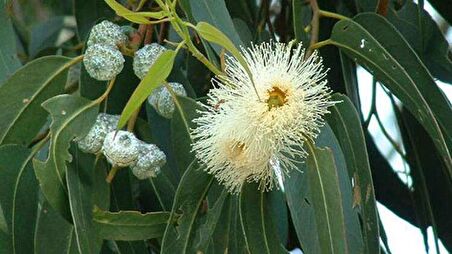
[144,24,154,44]
[305,0,320,58]
[158,22,169,44]
[377,0,389,16]
[106,166,121,183]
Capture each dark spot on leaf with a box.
[304,198,310,205]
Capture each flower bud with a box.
[77,113,119,154]
[131,142,166,180]
[102,131,140,167]
[133,43,166,80]
[83,44,125,81]
[147,82,187,119]
[87,20,128,48]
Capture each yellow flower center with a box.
[227,142,246,159]
[266,86,287,109]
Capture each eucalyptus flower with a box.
[192,41,336,193]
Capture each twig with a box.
[305,0,320,58]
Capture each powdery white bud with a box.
[133,43,166,80]
[83,44,125,81]
[102,131,140,167]
[77,113,119,154]
[147,82,187,119]
[131,141,166,180]
[87,20,128,48]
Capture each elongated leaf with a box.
[195,22,247,70]
[93,207,171,241]
[0,56,75,146]
[193,189,228,252]
[34,201,79,254]
[285,125,363,254]
[189,0,242,51]
[104,0,164,24]
[239,183,286,254]
[118,50,176,128]
[160,161,214,254]
[387,2,452,84]
[304,143,348,253]
[339,52,361,114]
[74,0,115,41]
[171,95,202,174]
[292,0,311,46]
[29,16,65,58]
[108,169,149,252]
[329,14,452,176]
[0,2,21,84]
[326,94,379,254]
[66,147,107,254]
[33,95,99,221]
[0,145,38,254]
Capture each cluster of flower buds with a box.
[147,82,187,119]
[76,113,166,180]
[83,21,126,81]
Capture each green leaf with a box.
[268,190,289,246]
[66,147,107,254]
[239,183,286,254]
[34,201,79,254]
[329,14,452,177]
[81,57,141,115]
[285,125,363,254]
[292,0,311,46]
[304,143,350,253]
[29,16,65,58]
[33,94,99,221]
[0,56,76,146]
[118,50,176,128]
[108,169,149,252]
[339,52,361,114]
[171,95,202,174]
[93,207,170,241]
[189,0,243,51]
[386,2,452,84]
[0,3,21,84]
[195,22,247,70]
[74,0,115,41]
[326,94,379,254]
[192,189,228,252]
[160,161,214,254]
[73,0,114,41]
[355,0,378,12]
[104,0,164,24]
[0,145,38,254]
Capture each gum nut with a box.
[83,44,125,81]
[131,143,166,179]
[157,82,187,119]
[87,20,128,47]
[132,166,160,180]
[77,113,120,154]
[133,43,166,80]
[102,131,140,167]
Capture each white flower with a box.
[192,41,336,193]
